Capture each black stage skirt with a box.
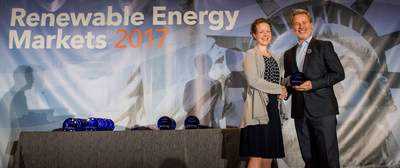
[239,94,285,158]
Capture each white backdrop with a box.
[1,0,400,167]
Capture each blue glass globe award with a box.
[157,116,176,130]
[76,118,87,131]
[63,118,80,131]
[85,117,98,131]
[184,116,200,129]
[290,72,308,86]
[96,118,106,131]
[105,119,115,130]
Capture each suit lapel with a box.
[289,46,299,72]
[302,38,316,73]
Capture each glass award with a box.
[157,116,176,130]
[110,119,115,130]
[171,118,176,129]
[290,72,308,86]
[96,118,106,131]
[85,117,98,131]
[63,118,79,131]
[76,118,87,131]
[184,116,200,129]
[105,119,115,130]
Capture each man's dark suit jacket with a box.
[284,38,345,119]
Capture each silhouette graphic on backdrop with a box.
[222,49,247,128]
[183,54,223,128]
[0,66,34,166]
[0,65,72,166]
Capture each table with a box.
[13,128,245,168]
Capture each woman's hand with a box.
[278,86,287,100]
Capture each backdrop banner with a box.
[1,0,400,167]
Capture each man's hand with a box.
[293,81,312,91]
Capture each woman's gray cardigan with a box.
[240,46,287,128]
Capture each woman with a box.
[239,18,287,168]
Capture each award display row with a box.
[157,115,200,130]
[62,118,115,131]
[63,115,200,131]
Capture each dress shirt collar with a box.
[297,35,312,46]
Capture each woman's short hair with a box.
[250,18,271,40]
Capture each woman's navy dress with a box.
[239,56,285,158]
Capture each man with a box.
[283,9,345,168]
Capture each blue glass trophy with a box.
[157,116,176,130]
[63,118,80,131]
[184,116,200,129]
[96,118,106,131]
[85,117,98,131]
[290,72,308,86]
[105,119,115,130]
[76,118,87,131]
